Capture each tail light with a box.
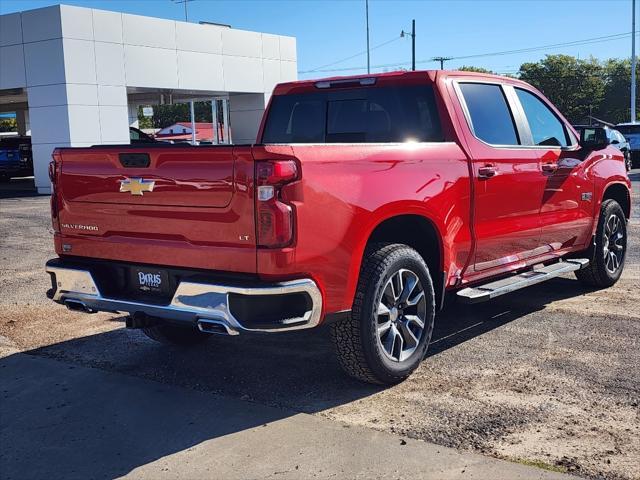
[50,149,62,232]
[255,160,298,248]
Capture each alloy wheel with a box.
[376,269,427,362]
[603,213,625,274]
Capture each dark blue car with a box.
[0,136,33,181]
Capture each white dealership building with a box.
[0,4,298,193]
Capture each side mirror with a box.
[579,127,609,151]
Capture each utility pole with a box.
[411,19,415,71]
[401,20,416,71]
[366,0,370,74]
[632,0,637,122]
[172,0,194,22]
[432,56,452,70]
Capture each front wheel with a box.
[330,243,435,385]
[575,199,627,288]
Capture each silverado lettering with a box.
[46,70,631,385]
[61,223,99,231]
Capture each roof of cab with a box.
[272,69,531,95]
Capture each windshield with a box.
[262,85,443,144]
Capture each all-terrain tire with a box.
[142,323,210,346]
[575,199,627,288]
[330,243,435,385]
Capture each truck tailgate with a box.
[54,145,257,273]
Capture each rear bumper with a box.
[46,259,323,334]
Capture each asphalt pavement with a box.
[1,173,638,479]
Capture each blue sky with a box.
[0,0,634,79]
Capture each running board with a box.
[456,259,589,304]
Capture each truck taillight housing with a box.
[50,150,62,232]
[255,160,298,248]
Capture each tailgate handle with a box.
[119,153,150,168]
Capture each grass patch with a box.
[510,457,568,474]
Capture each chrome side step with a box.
[456,259,589,304]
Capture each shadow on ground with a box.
[0,275,597,479]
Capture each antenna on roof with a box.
[171,0,195,22]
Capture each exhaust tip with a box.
[197,319,239,336]
[64,300,95,314]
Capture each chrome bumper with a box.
[46,263,323,334]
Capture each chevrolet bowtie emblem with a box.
[119,177,155,196]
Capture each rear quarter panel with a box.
[256,142,471,314]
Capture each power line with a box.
[440,32,632,62]
[299,36,402,73]
[432,56,452,70]
[300,31,638,75]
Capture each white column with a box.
[21,5,130,194]
[228,93,269,145]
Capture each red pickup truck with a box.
[46,70,631,385]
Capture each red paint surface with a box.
[51,70,631,319]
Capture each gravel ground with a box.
[1,175,639,480]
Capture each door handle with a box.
[477,165,497,179]
[542,162,558,173]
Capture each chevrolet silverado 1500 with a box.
[46,70,631,384]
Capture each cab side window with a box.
[459,83,520,146]
[515,88,570,147]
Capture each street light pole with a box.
[632,0,637,122]
[401,20,416,71]
[411,20,416,71]
[366,0,370,74]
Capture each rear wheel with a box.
[330,243,435,385]
[575,199,627,288]
[142,323,210,346]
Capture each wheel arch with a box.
[602,182,631,219]
[364,213,446,309]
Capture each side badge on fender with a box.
[581,192,593,202]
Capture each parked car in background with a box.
[129,127,156,144]
[0,136,33,181]
[574,125,631,171]
[46,70,631,385]
[616,123,640,169]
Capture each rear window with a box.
[262,85,443,144]
[459,83,519,146]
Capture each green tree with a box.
[517,55,639,124]
[457,66,494,74]
[0,118,17,132]
[598,58,639,124]
[518,54,605,124]
[137,101,214,130]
